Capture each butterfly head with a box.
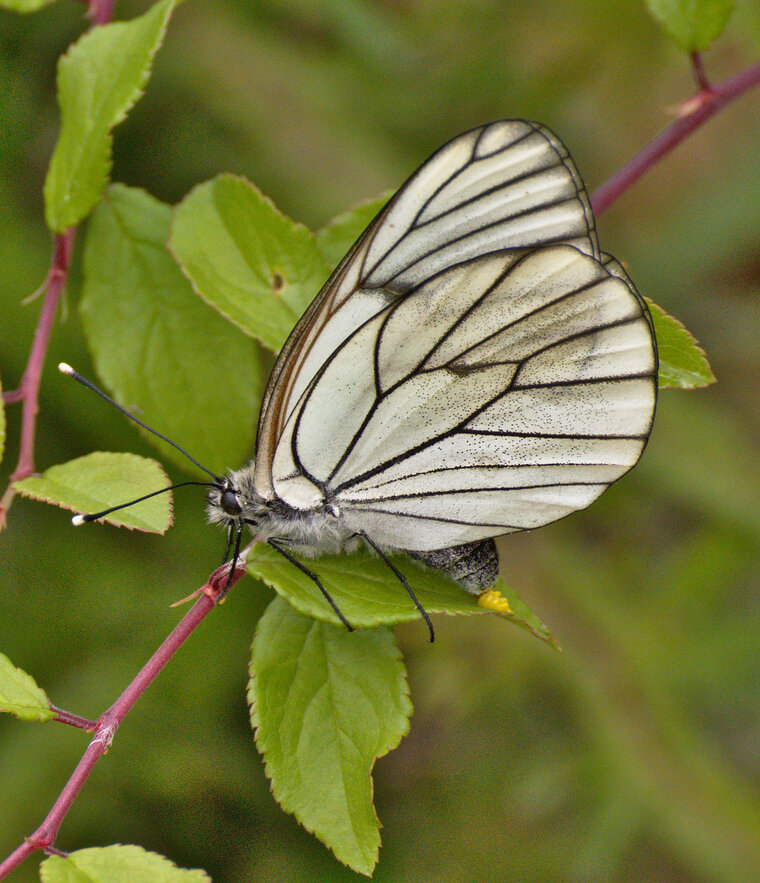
[217,483,243,517]
[206,464,268,532]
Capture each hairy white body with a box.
[207,464,356,557]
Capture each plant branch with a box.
[51,707,98,731]
[0,554,249,880]
[0,229,75,528]
[2,0,118,530]
[88,0,115,27]
[690,52,712,92]
[591,58,760,215]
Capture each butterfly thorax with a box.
[206,463,353,556]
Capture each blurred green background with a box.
[2,1,760,880]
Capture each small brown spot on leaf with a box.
[272,272,285,292]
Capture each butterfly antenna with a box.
[359,532,435,642]
[59,363,222,482]
[71,480,214,525]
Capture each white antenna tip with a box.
[58,362,74,375]
[71,514,86,526]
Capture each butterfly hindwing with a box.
[271,246,656,550]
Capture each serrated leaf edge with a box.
[0,653,53,721]
[42,843,211,882]
[248,545,556,650]
[44,0,177,231]
[247,609,409,876]
[647,297,716,389]
[13,452,174,534]
[169,173,327,347]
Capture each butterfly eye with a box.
[220,489,242,517]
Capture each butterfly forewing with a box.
[253,120,603,499]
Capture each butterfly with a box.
[201,119,658,639]
[66,120,656,639]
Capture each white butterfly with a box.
[206,120,658,637]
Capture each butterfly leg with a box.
[267,538,355,632]
[218,521,244,598]
[221,521,235,566]
[358,532,435,643]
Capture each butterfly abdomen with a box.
[408,539,498,593]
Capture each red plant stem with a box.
[591,59,760,215]
[2,388,23,404]
[0,229,75,526]
[12,231,74,481]
[1,0,116,529]
[51,707,98,731]
[0,559,246,880]
[89,0,115,27]
[691,52,712,92]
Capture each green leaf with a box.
[40,845,210,882]
[247,544,556,646]
[14,452,171,532]
[249,596,412,876]
[0,0,55,12]
[80,185,264,476]
[0,371,5,468]
[0,653,54,722]
[648,298,716,389]
[169,174,331,353]
[601,256,713,389]
[315,192,391,269]
[486,580,560,648]
[44,0,176,232]
[646,0,735,52]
